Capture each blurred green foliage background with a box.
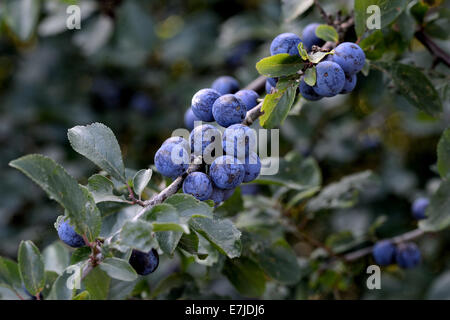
[0,0,449,299]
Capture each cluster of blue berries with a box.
[56,220,159,275]
[265,24,365,101]
[372,240,421,269]
[161,76,261,205]
[371,197,430,269]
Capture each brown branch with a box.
[313,0,333,25]
[343,228,425,262]
[415,29,450,68]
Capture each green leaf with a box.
[256,152,322,191]
[250,239,301,285]
[68,123,126,183]
[223,258,266,297]
[108,279,138,300]
[297,42,309,60]
[256,54,305,77]
[99,258,138,282]
[84,267,110,300]
[374,62,442,117]
[144,203,189,233]
[304,67,316,86]
[215,187,244,217]
[282,0,314,22]
[437,128,450,180]
[419,180,450,232]
[150,273,194,299]
[87,174,129,204]
[47,266,79,300]
[3,0,41,42]
[0,257,22,294]
[120,220,156,252]
[307,171,377,212]
[42,242,70,275]
[143,203,184,255]
[164,194,213,219]
[315,24,338,42]
[189,217,241,259]
[9,154,101,241]
[354,0,408,37]
[18,241,45,296]
[259,82,297,129]
[307,51,333,64]
[73,291,91,300]
[177,232,199,254]
[132,169,152,199]
[359,30,385,60]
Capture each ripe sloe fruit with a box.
[412,197,429,220]
[210,155,245,189]
[333,42,366,75]
[270,33,302,56]
[396,243,421,269]
[212,76,240,95]
[222,124,257,159]
[191,88,221,122]
[235,89,259,111]
[154,138,190,178]
[372,240,396,266]
[302,23,325,51]
[242,152,261,183]
[340,73,357,94]
[184,108,200,130]
[129,248,159,275]
[299,79,323,101]
[212,94,246,127]
[313,61,345,97]
[57,221,85,248]
[190,124,221,157]
[183,172,213,201]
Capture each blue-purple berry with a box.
[183,172,213,201]
[191,88,221,122]
[270,33,302,56]
[242,152,261,183]
[340,73,357,94]
[412,197,429,220]
[299,79,323,101]
[302,23,325,51]
[396,243,421,269]
[211,76,240,95]
[372,240,396,266]
[222,124,257,159]
[154,138,190,178]
[212,94,246,127]
[129,249,159,275]
[313,61,345,97]
[209,155,245,189]
[333,42,366,75]
[57,221,85,248]
[235,89,259,111]
[190,124,222,157]
[265,77,277,94]
[184,108,201,130]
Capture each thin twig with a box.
[415,29,450,68]
[343,228,425,262]
[313,0,333,25]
